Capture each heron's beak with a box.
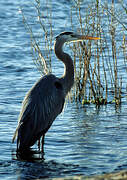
[67,34,100,43]
[79,35,100,40]
[70,34,100,43]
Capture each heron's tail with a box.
[12,122,23,143]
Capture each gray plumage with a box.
[12,31,99,152]
[14,74,65,150]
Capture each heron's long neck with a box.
[55,41,74,95]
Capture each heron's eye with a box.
[54,81,62,90]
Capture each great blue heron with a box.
[12,31,99,153]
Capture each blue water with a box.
[0,0,127,179]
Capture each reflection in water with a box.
[12,148,44,162]
[11,149,81,179]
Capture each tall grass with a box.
[21,0,127,106]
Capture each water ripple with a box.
[0,0,127,179]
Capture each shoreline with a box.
[50,170,127,180]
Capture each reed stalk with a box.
[22,0,127,106]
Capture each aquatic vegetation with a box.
[21,0,127,106]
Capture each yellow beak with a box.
[80,35,100,40]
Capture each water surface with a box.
[0,0,127,179]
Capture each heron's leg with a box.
[38,138,41,151]
[41,134,45,153]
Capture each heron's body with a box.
[16,74,65,150]
[12,31,99,152]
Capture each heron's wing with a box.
[12,74,65,148]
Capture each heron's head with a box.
[55,31,100,44]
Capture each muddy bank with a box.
[50,170,127,180]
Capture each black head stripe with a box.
[60,32,73,36]
[56,31,73,39]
